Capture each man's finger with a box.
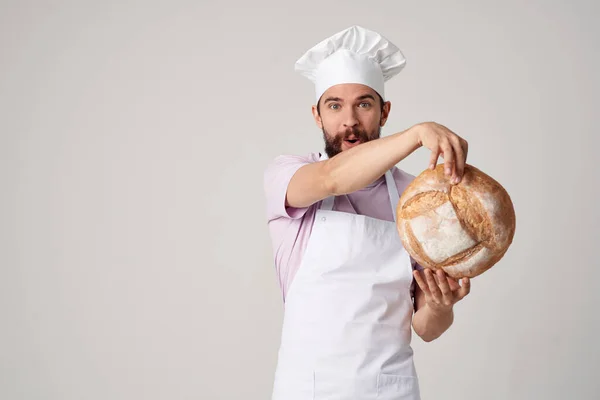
[451,163,458,184]
[413,271,430,294]
[457,277,471,299]
[429,146,440,170]
[448,278,461,292]
[453,138,465,183]
[440,141,454,176]
[425,269,442,301]
[436,269,452,300]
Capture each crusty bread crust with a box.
[396,163,516,279]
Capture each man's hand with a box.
[411,268,471,342]
[413,122,469,184]
[414,268,471,315]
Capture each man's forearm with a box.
[324,127,421,196]
[412,304,454,342]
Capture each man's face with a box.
[312,83,391,158]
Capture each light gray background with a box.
[2,0,598,399]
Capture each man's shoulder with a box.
[263,152,322,222]
[265,152,321,169]
[263,152,322,186]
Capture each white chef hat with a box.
[295,25,406,103]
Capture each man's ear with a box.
[380,101,391,127]
[312,105,323,129]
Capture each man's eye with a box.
[359,102,371,108]
[329,104,340,110]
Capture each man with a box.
[263,25,471,400]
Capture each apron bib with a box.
[272,153,420,400]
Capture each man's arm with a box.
[285,122,468,209]
[412,268,471,342]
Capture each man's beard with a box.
[323,126,381,158]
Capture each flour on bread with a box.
[409,201,477,263]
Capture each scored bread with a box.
[396,163,516,279]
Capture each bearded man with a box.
[263,25,471,400]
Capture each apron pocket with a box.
[313,371,376,399]
[377,373,420,399]
[312,371,420,399]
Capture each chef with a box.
[263,25,471,400]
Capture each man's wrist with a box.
[395,124,422,151]
[409,124,425,148]
[425,303,454,318]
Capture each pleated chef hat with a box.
[295,25,406,103]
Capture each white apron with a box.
[272,153,421,400]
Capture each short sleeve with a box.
[263,154,313,221]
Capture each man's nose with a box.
[342,108,359,128]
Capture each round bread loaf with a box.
[396,163,516,279]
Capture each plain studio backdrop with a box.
[1,0,599,399]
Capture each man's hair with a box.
[316,92,386,115]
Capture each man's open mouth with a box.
[344,135,361,144]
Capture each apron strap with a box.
[321,195,335,211]
[385,170,400,223]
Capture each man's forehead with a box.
[318,84,380,107]
[321,83,377,98]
